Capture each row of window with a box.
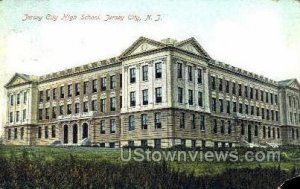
[211,98,279,121]
[178,113,206,130]
[99,119,116,134]
[289,112,300,125]
[128,113,162,131]
[211,76,278,105]
[38,97,122,120]
[128,139,162,148]
[7,127,25,140]
[10,92,27,106]
[129,62,162,84]
[176,62,203,84]
[288,95,300,110]
[177,88,203,106]
[9,109,26,123]
[37,125,56,139]
[39,75,121,102]
[129,88,162,107]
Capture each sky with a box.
[0,0,300,136]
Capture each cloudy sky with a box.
[0,0,300,135]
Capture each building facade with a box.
[3,37,300,147]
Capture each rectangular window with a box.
[250,88,253,99]
[211,76,216,90]
[120,74,122,88]
[233,102,237,112]
[120,96,122,108]
[110,97,116,111]
[100,98,106,112]
[219,99,224,113]
[101,77,107,91]
[179,112,185,128]
[8,129,11,140]
[142,89,148,105]
[67,84,72,97]
[188,90,193,105]
[188,66,192,81]
[60,86,64,98]
[110,119,116,133]
[92,100,97,111]
[142,65,148,81]
[178,87,183,103]
[46,89,50,101]
[228,121,232,134]
[67,104,72,114]
[100,120,105,134]
[198,92,203,107]
[75,103,80,114]
[256,107,260,116]
[45,108,49,119]
[39,91,44,102]
[155,87,162,103]
[219,78,223,91]
[177,63,183,78]
[23,92,27,104]
[232,83,236,95]
[83,81,89,94]
[155,62,162,79]
[270,93,274,104]
[238,84,242,96]
[83,101,88,112]
[59,105,64,115]
[197,68,202,84]
[141,114,148,130]
[14,128,17,139]
[225,80,230,93]
[154,112,161,129]
[200,115,205,131]
[16,111,19,122]
[212,98,217,112]
[130,68,136,83]
[10,95,14,106]
[92,79,98,92]
[75,83,80,96]
[154,139,161,148]
[262,108,265,119]
[226,101,231,114]
[245,104,249,115]
[52,88,57,100]
[52,125,56,138]
[17,94,20,105]
[52,107,57,119]
[110,76,116,90]
[244,86,248,98]
[255,89,259,100]
[128,115,135,131]
[213,119,217,134]
[20,127,24,140]
[191,114,195,129]
[39,109,43,120]
[275,95,278,105]
[22,109,26,121]
[266,92,269,103]
[45,126,48,139]
[261,91,264,102]
[130,91,136,107]
[239,103,243,114]
[276,111,279,122]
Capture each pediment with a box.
[175,38,211,58]
[120,37,165,57]
[289,80,300,90]
[5,73,32,88]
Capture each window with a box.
[181,139,186,147]
[39,91,44,102]
[92,79,98,92]
[155,87,162,103]
[221,120,225,134]
[92,100,97,111]
[177,63,183,78]
[22,109,26,121]
[16,111,19,122]
[14,128,17,139]
[110,119,116,133]
[232,83,236,95]
[188,90,193,105]
[191,114,195,129]
[276,111,279,122]
[198,92,203,107]
[261,91,264,102]
[273,127,276,139]
[228,121,231,134]
[268,127,271,138]
[275,95,278,104]
[100,120,105,134]
[46,90,50,101]
[266,92,269,103]
[142,89,148,105]
[262,108,265,119]
[155,62,162,79]
[241,124,245,135]
[45,126,48,139]
[256,107,260,116]
[120,96,122,108]
[211,76,216,90]
[59,105,64,115]
[83,101,88,112]
[250,88,253,99]
[255,89,259,100]
[226,101,231,114]
[110,76,116,90]
[83,81,89,94]
[233,102,237,113]
[271,110,274,121]
[8,129,11,140]
[219,99,224,113]
[67,104,72,114]
[51,125,56,138]
[128,115,135,131]
[45,108,49,119]
[270,93,274,104]
[178,87,183,103]
[130,68,136,83]
[17,94,20,105]
[154,139,161,148]
[277,128,280,138]
[225,80,230,93]
[67,84,72,97]
[23,92,27,104]
[212,98,217,112]
[251,106,254,115]
[130,91,136,107]
[188,66,192,81]
[100,98,106,112]
[263,126,266,138]
[141,140,148,147]
[197,69,202,84]
[60,86,64,98]
[110,97,116,111]
[119,74,122,88]
[239,103,243,114]
[75,83,80,96]
[75,103,79,114]
[244,86,248,98]
[179,112,185,128]
[213,119,217,134]
[154,113,161,129]
[38,127,42,138]
[52,88,57,100]
[142,65,148,81]
[101,77,107,91]
[10,95,14,106]
[200,115,205,131]
[219,78,223,91]
[20,127,24,140]
[141,114,148,130]
[238,84,242,96]
[245,104,249,115]
[39,109,43,120]
[266,109,270,120]
[254,125,258,136]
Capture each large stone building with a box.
[3,37,300,148]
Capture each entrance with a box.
[73,124,78,144]
[63,125,68,144]
[82,123,88,139]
